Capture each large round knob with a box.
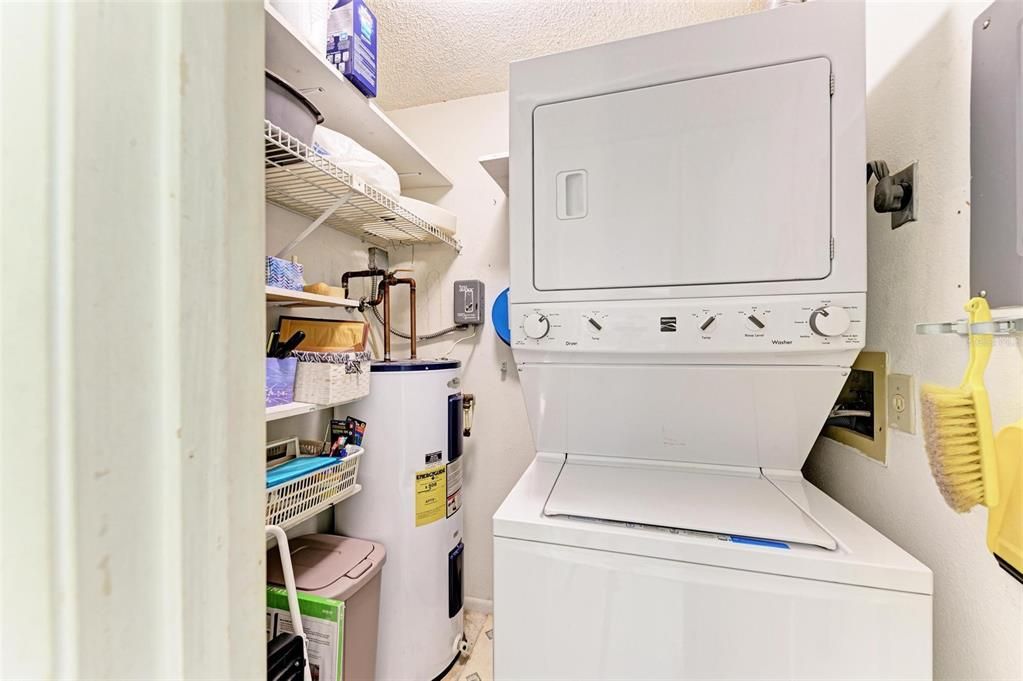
[522,312,550,340]
[809,306,851,337]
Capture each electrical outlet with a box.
[889,373,916,434]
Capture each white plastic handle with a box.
[266,524,313,681]
[556,169,588,220]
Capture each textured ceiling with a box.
[373,0,768,111]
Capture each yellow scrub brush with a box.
[920,297,999,512]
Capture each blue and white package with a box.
[326,0,377,98]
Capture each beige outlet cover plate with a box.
[888,373,916,434]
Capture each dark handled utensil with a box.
[267,330,280,358]
[275,330,306,358]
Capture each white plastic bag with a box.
[312,126,401,199]
[270,0,329,52]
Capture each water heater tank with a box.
[334,359,465,681]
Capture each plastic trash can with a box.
[268,534,386,681]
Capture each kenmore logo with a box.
[660,316,677,333]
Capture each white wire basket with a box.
[265,448,363,529]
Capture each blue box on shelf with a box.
[326,0,378,98]
[266,256,304,291]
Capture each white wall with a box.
[805,3,1023,680]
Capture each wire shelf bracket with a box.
[276,194,351,258]
[916,316,1023,336]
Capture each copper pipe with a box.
[392,277,417,359]
[340,269,386,300]
[382,278,392,361]
[366,278,386,308]
[339,269,417,362]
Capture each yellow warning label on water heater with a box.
[415,466,447,527]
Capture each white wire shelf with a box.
[265,120,462,252]
[265,285,360,308]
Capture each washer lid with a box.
[543,455,837,550]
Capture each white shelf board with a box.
[266,398,358,422]
[479,152,509,194]
[265,2,452,190]
[266,285,360,308]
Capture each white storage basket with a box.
[293,351,370,405]
[265,447,363,528]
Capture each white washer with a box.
[494,2,933,679]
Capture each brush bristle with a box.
[920,385,986,512]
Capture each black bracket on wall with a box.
[867,160,918,229]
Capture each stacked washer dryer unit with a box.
[336,360,465,681]
[494,2,933,680]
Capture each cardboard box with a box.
[326,0,378,98]
[267,587,345,681]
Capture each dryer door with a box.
[532,58,833,292]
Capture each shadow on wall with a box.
[861,7,966,318]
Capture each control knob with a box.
[809,306,851,337]
[745,314,767,332]
[522,312,551,340]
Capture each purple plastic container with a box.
[266,357,298,407]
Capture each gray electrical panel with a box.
[453,280,485,325]
[971,0,1023,307]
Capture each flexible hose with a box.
[370,302,467,340]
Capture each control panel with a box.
[510,294,864,353]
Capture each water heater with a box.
[334,359,465,681]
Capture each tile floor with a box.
[442,611,494,681]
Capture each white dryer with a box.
[494,2,933,679]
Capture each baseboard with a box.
[464,596,493,614]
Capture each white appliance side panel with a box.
[533,58,832,291]
[493,537,933,681]
[518,364,848,469]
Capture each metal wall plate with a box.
[823,351,888,464]
[890,162,917,229]
[971,0,1023,307]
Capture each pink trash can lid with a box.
[267,534,385,598]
